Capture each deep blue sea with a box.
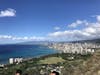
[0,44,58,64]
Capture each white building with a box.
[9,58,23,64]
[14,58,23,64]
[9,58,14,64]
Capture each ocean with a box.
[0,44,58,64]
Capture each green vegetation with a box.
[0,50,100,75]
[39,57,65,64]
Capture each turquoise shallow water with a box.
[0,44,58,64]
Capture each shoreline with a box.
[0,52,58,66]
[0,44,58,65]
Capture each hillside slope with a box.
[1,50,100,75]
[71,50,100,75]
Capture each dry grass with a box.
[39,57,65,64]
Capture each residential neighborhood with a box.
[48,42,100,54]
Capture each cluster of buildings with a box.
[48,42,100,54]
[0,58,23,68]
[9,58,23,64]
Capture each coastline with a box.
[47,42,100,54]
[0,44,58,65]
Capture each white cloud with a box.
[0,35,48,44]
[0,35,46,41]
[68,20,84,28]
[0,15,100,42]
[0,8,16,17]
[48,29,92,41]
[96,15,100,22]
[48,15,100,41]
[91,15,100,22]
[54,27,60,30]
[0,35,12,39]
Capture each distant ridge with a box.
[18,38,100,45]
[70,38,100,43]
[18,41,52,45]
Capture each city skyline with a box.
[0,0,100,44]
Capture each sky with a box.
[0,0,100,44]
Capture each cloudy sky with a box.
[0,0,100,44]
